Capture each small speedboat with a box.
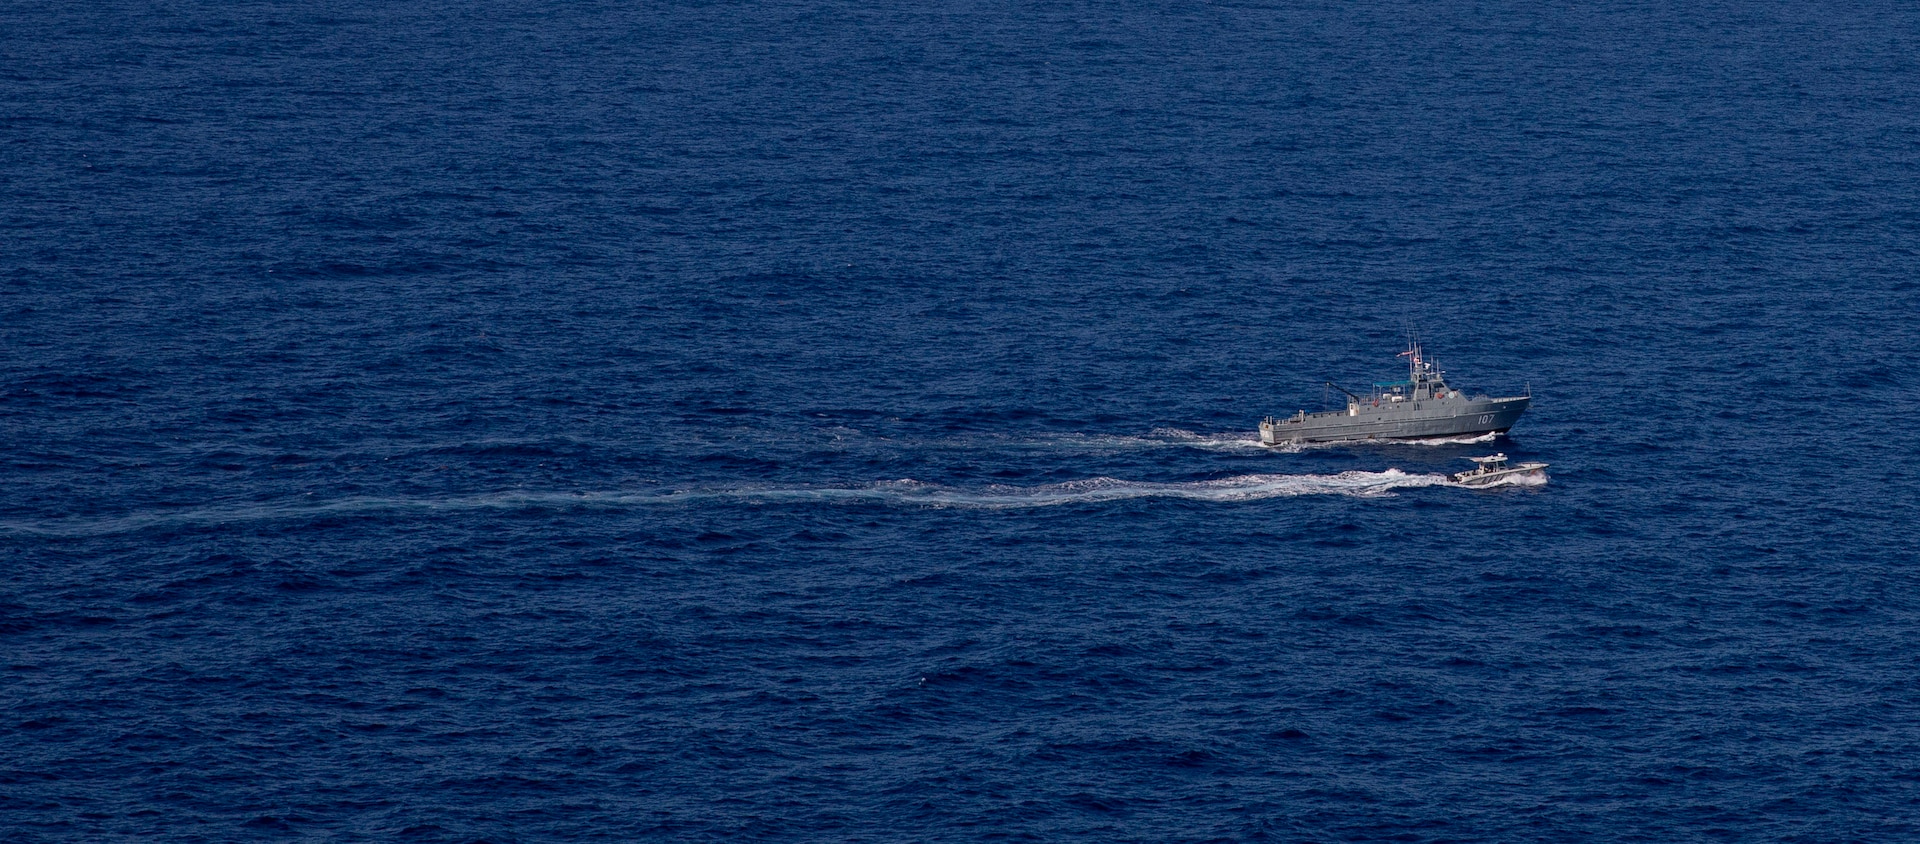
[1449,453,1548,486]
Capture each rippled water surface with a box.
[6,1,1920,840]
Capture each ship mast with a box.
[1406,338,1423,397]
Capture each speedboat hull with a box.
[1450,461,1549,486]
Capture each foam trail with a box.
[1399,431,1503,446]
[0,471,1453,537]
[867,469,1449,508]
[934,429,1270,454]
[802,428,1496,456]
[1260,430,1504,453]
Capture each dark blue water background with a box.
[6,1,1920,840]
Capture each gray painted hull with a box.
[1261,396,1531,445]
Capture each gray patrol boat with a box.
[1260,342,1530,445]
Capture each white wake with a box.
[0,470,1460,536]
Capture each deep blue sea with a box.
[6,1,1920,840]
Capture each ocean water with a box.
[5,1,1920,840]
